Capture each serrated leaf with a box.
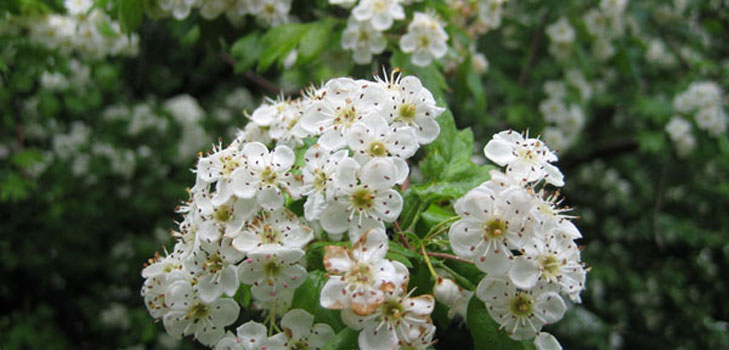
[323,328,359,350]
[467,297,528,350]
[291,271,346,332]
[118,0,143,33]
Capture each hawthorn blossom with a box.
[319,158,403,238]
[341,286,435,350]
[377,74,445,144]
[215,321,286,350]
[400,12,449,67]
[278,309,335,350]
[238,246,307,301]
[163,279,240,346]
[230,208,313,254]
[231,142,303,210]
[185,238,245,303]
[341,18,387,65]
[320,228,407,315]
[300,146,350,221]
[352,0,405,31]
[483,130,564,186]
[477,277,566,340]
[347,115,417,183]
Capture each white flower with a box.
[543,81,567,100]
[196,143,248,206]
[695,107,727,137]
[231,142,303,210]
[539,98,568,124]
[352,0,405,31]
[238,246,307,301]
[300,78,386,150]
[196,196,259,243]
[484,130,564,186]
[449,185,534,275]
[301,146,350,221]
[534,332,563,350]
[279,309,335,350]
[141,252,187,319]
[477,0,506,30]
[319,228,408,315]
[250,0,292,27]
[546,17,575,44]
[399,12,449,67]
[215,321,285,350]
[347,115,417,182]
[231,208,313,254]
[377,74,444,144]
[476,277,566,341]
[509,230,586,301]
[163,280,240,346]
[665,116,692,141]
[64,0,94,16]
[319,158,403,238]
[341,286,434,350]
[341,18,387,65]
[158,0,199,20]
[185,238,245,303]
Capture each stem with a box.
[393,221,413,250]
[423,216,459,241]
[420,245,439,281]
[426,252,474,265]
[268,298,276,336]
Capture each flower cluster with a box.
[335,0,449,67]
[155,0,292,26]
[672,82,727,138]
[140,72,446,348]
[18,0,139,59]
[539,80,586,151]
[449,130,586,345]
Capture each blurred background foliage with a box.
[2,0,729,349]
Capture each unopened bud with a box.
[434,277,461,305]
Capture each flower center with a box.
[313,170,328,190]
[381,299,405,322]
[335,103,358,127]
[346,264,373,285]
[350,188,374,210]
[484,218,507,240]
[261,224,281,244]
[263,260,282,276]
[538,254,562,278]
[220,155,240,176]
[418,35,430,48]
[260,166,278,184]
[373,0,387,12]
[187,302,210,320]
[508,292,533,317]
[397,103,417,123]
[215,205,232,222]
[368,141,388,157]
[205,254,225,273]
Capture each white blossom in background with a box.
[672,81,727,139]
[477,0,508,30]
[400,12,449,67]
[546,17,575,44]
[341,18,387,64]
[665,116,696,157]
[484,130,564,186]
[352,0,405,31]
[159,0,199,20]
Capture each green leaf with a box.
[467,297,527,350]
[323,328,359,350]
[297,19,336,64]
[231,32,262,74]
[291,271,346,332]
[118,0,143,33]
[420,204,456,227]
[11,150,42,169]
[258,23,309,72]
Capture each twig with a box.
[218,52,281,95]
[518,13,548,86]
[426,252,474,265]
[393,221,413,250]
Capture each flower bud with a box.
[434,277,461,306]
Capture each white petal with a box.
[257,186,283,210]
[210,298,240,326]
[448,220,483,259]
[535,332,563,350]
[406,295,435,316]
[235,321,268,345]
[399,34,416,53]
[320,202,350,234]
[374,189,402,222]
[358,325,398,350]
[281,309,314,342]
[536,292,566,323]
[308,323,335,348]
[414,115,440,144]
[542,162,564,187]
[361,158,398,189]
[320,277,349,309]
[272,145,295,172]
[484,139,516,166]
[509,257,540,289]
[230,168,257,198]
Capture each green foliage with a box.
[467,298,532,350]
